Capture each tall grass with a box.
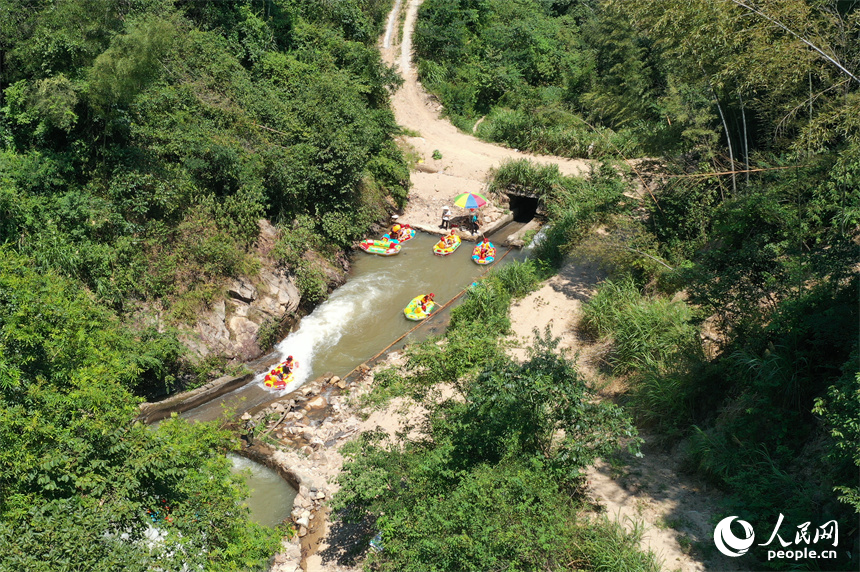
[490,160,629,269]
[489,158,563,199]
[574,516,661,572]
[477,106,643,159]
[450,261,544,333]
[581,276,698,374]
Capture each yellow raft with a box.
[433,235,461,256]
[264,360,297,390]
[404,295,438,321]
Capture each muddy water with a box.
[183,230,526,422]
[229,454,297,528]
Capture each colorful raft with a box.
[433,235,461,256]
[395,225,416,243]
[359,238,401,256]
[404,295,438,321]
[471,242,496,265]
[264,361,296,390]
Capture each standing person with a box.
[469,209,480,234]
[441,206,451,229]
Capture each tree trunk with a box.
[739,91,749,186]
[709,82,737,195]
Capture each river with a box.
[182,226,528,423]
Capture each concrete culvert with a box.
[508,194,539,222]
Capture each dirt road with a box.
[380,0,588,232]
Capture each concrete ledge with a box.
[410,212,514,244]
[138,373,253,424]
[502,219,542,247]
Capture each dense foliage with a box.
[432,1,860,567]
[0,250,281,571]
[0,0,407,314]
[333,263,653,570]
[0,0,405,568]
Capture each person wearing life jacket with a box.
[479,236,491,259]
[392,224,402,240]
[282,355,296,374]
[420,293,435,313]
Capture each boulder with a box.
[305,395,327,410]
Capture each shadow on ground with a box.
[317,511,374,568]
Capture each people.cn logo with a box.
[714,516,756,557]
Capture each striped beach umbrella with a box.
[452,192,489,209]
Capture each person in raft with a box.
[443,232,457,247]
[283,355,297,374]
[440,206,451,229]
[479,236,491,259]
[420,293,435,312]
[392,224,408,241]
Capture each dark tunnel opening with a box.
[508,194,539,223]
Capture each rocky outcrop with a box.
[180,265,302,362]
[179,220,347,363]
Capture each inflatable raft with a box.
[433,235,461,256]
[264,360,297,390]
[359,238,401,256]
[404,295,438,321]
[471,242,496,265]
[395,225,416,243]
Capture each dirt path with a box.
[298,3,727,571]
[380,0,588,232]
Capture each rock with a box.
[300,510,311,520]
[298,526,308,537]
[296,516,310,528]
[213,298,226,322]
[314,491,326,500]
[228,299,251,319]
[228,277,257,303]
[336,379,348,389]
[301,445,313,456]
[305,395,327,410]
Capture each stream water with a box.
[229,454,297,528]
[182,227,527,423]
